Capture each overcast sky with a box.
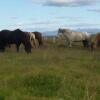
[0,0,100,32]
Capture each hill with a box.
[43,28,100,36]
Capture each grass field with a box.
[0,40,100,100]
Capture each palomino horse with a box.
[58,28,91,47]
[28,32,37,48]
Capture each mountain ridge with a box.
[43,28,100,36]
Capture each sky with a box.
[0,0,100,32]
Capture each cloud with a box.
[66,23,100,29]
[55,16,82,22]
[10,16,18,20]
[0,20,60,31]
[32,0,100,7]
[1,21,100,32]
[31,0,45,5]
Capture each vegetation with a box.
[0,40,100,100]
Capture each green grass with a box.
[0,41,100,100]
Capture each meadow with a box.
[0,39,100,100]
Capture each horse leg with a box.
[67,39,72,47]
[65,38,69,47]
[38,40,41,47]
[69,41,72,47]
[0,46,5,52]
[38,39,43,47]
[30,40,35,48]
[82,40,86,47]
[35,39,40,48]
[66,41,69,47]
[97,41,100,47]
[33,39,37,48]
[16,44,20,52]
[86,40,90,48]
[83,40,90,48]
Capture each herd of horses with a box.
[0,29,43,53]
[0,28,100,53]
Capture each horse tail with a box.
[29,32,37,48]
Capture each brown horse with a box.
[95,33,100,47]
[90,41,97,51]
[32,31,43,47]
[90,33,100,51]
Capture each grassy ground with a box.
[0,40,100,100]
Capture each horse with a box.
[57,28,91,47]
[0,29,32,53]
[90,33,100,51]
[32,31,43,47]
[95,33,100,47]
[27,32,37,48]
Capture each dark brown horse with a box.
[32,31,43,46]
[0,29,32,53]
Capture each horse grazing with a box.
[32,31,43,47]
[0,29,32,53]
[58,28,90,47]
[27,32,36,48]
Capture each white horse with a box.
[28,32,37,48]
[57,28,91,47]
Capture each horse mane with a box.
[14,29,22,32]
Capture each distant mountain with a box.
[43,28,100,36]
[43,30,57,36]
[75,28,100,34]
[23,28,100,36]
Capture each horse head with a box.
[57,28,65,39]
[22,32,32,53]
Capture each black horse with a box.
[0,29,32,53]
